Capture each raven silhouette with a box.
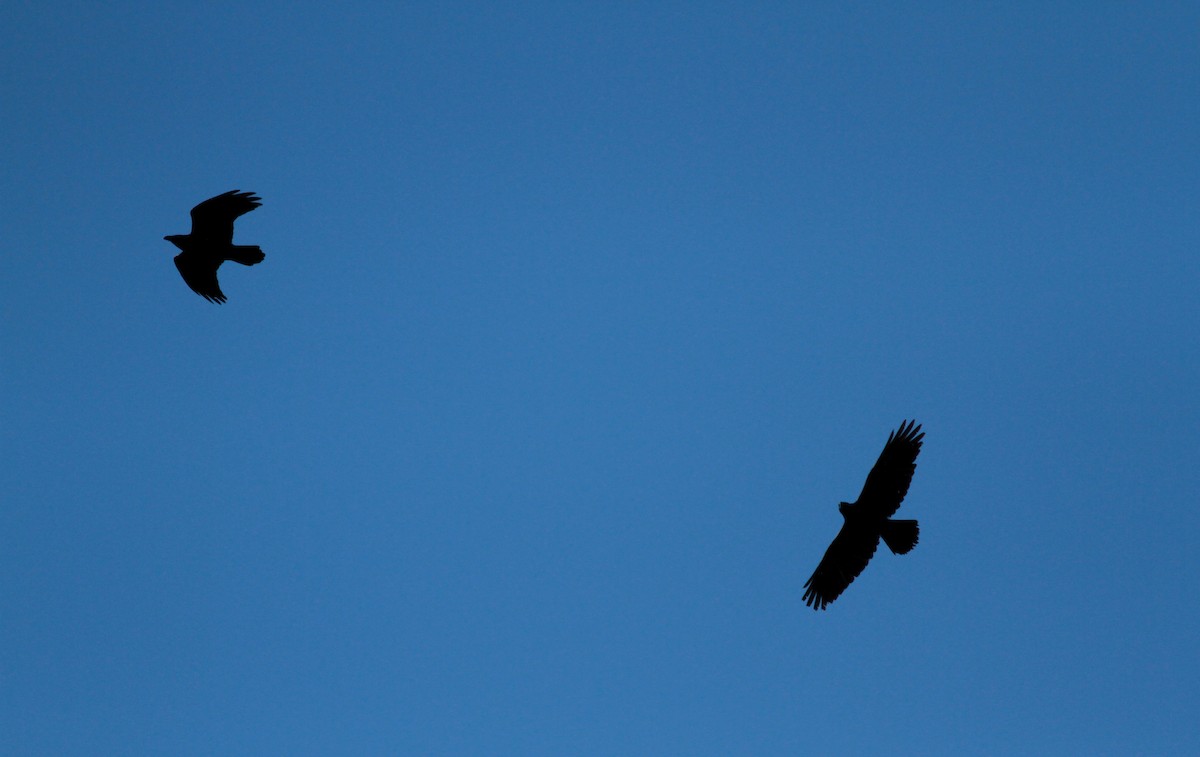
[165,190,264,303]
[802,420,923,610]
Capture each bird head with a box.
[163,234,185,250]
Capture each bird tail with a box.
[227,245,265,266]
[881,519,919,555]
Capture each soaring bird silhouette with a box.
[802,420,923,610]
[165,190,264,303]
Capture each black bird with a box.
[802,420,923,610]
[165,190,264,303]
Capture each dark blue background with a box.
[3,4,1197,753]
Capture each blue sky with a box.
[2,3,1197,754]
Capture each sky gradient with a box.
[2,3,1198,754]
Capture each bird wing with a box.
[174,254,227,304]
[802,522,879,610]
[855,419,924,518]
[189,190,261,244]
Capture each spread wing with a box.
[174,255,227,304]
[189,190,261,244]
[802,522,879,610]
[855,420,923,518]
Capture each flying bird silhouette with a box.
[165,190,264,303]
[802,420,923,610]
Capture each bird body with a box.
[802,420,924,610]
[165,190,264,303]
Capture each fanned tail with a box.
[881,519,919,555]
